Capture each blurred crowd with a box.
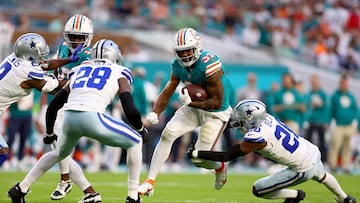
[0,0,360,76]
[0,0,360,174]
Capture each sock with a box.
[20,150,58,192]
[59,156,70,175]
[127,142,142,200]
[148,134,175,180]
[69,158,91,191]
[321,172,347,200]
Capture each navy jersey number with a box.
[274,119,299,153]
[72,66,111,90]
[0,62,11,80]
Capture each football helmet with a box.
[230,99,267,134]
[173,28,202,67]
[91,39,122,64]
[14,33,49,65]
[63,14,93,50]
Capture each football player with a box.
[187,99,357,203]
[0,32,79,168]
[8,39,148,203]
[138,27,233,196]
[41,14,95,201]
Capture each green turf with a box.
[0,171,359,203]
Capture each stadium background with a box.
[0,0,360,176]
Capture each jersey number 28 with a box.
[72,66,111,90]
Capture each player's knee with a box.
[252,185,262,197]
[161,129,177,141]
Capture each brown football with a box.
[182,84,208,101]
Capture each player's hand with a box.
[43,133,58,144]
[186,139,198,159]
[70,44,83,63]
[146,112,159,125]
[137,127,149,144]
[179,88,192,106]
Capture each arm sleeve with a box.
[45,89,69,134]
[119,91,143,130]
[197,144,244,162]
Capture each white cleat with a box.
[138,179,155,196]
[50,180,72,200]
[78,192,102,203]
[214,162,227,190]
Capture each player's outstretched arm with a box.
[42,45,83,70]
[187,141,266,162]
[118,78,148,142]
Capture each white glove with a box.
[146,112,159,125]
[179,88,192,106]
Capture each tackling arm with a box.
[189,141,266,162]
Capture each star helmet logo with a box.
[30,41,36,48]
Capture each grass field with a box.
[0,171,359,203]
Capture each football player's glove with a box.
[43,133,58,144]
[70,44,83,63]
[186,139,197,159]
[137,127,149,144]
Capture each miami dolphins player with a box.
[187,99,357,203]
[138,27,233,196]
[41,14,96,201]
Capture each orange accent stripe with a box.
[178,28,185,45]
[206,61,221,70]
[74,15,81,29]
[206,66,221,77]
[210,121,227,150]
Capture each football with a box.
[182,83,208,101]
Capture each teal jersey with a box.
[57,42,91,80]
[305,89,329,125]
[330,90,357,126]
[171,51,231,112]
[273,87,305,122]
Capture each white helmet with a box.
[91,39,122,64]
[230,99,267,134]
[63,14,93,50]
[173,28,202,67]
[14,33,49,65]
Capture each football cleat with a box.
[50,180,72,200]
[8,183,27,203]
[138,179,155,196]
[214,162,228,190]
[126,195,141,203]
[336,195,357,203]
[283,190,306,203]
[78,192,102,203]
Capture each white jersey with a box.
[244,114,319,172]
[0,53,44,114]
[63,60,133,113]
